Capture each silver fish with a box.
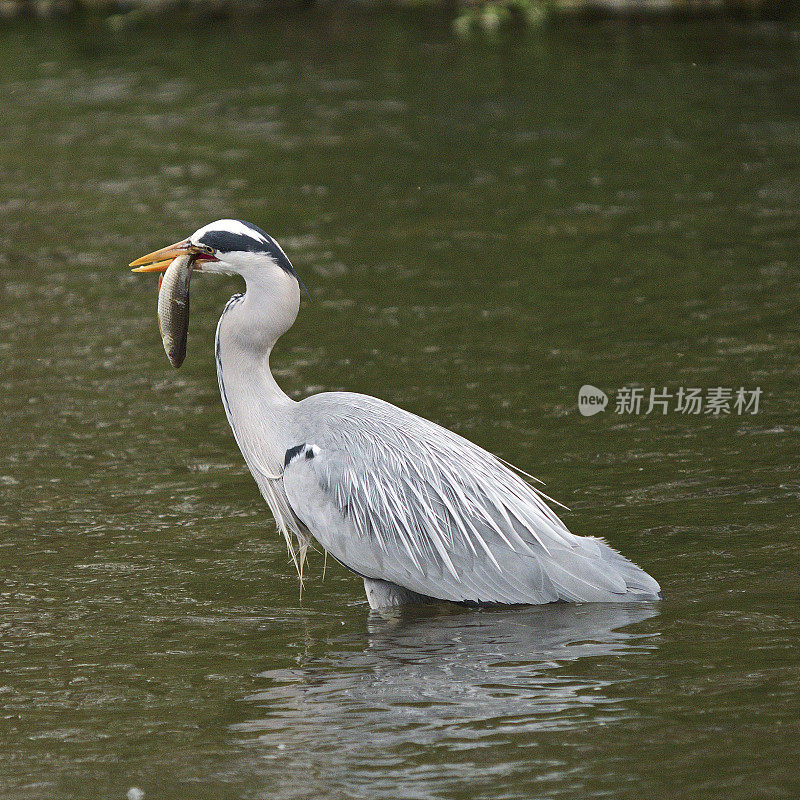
[157,253,196,368]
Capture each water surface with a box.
[0,15,798,800]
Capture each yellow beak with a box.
[129,239,196,272]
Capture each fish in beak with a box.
[130,238,218,368]
[156,253,195,368]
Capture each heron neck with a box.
[214,282,299,473]
[216,273,299,404]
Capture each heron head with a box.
[129,219,308,296]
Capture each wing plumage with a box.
[282,393,660,606]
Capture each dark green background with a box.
[1,15,798,800]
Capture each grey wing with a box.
[282,395,660,605]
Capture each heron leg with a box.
[362,577,433,609]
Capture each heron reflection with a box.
[234,603,660,754]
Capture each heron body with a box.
[132,219,661,608]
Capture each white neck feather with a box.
[214,266,300,472]
[209,251,312,580]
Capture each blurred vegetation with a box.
[0,0,785,35]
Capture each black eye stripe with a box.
[197,222,297,278]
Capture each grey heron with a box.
[131,219,661,608]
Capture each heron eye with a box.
[197,244,216,256]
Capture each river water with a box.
[1,14,798,800]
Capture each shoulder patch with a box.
[284,444,305,467]
[284,443,319,468]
